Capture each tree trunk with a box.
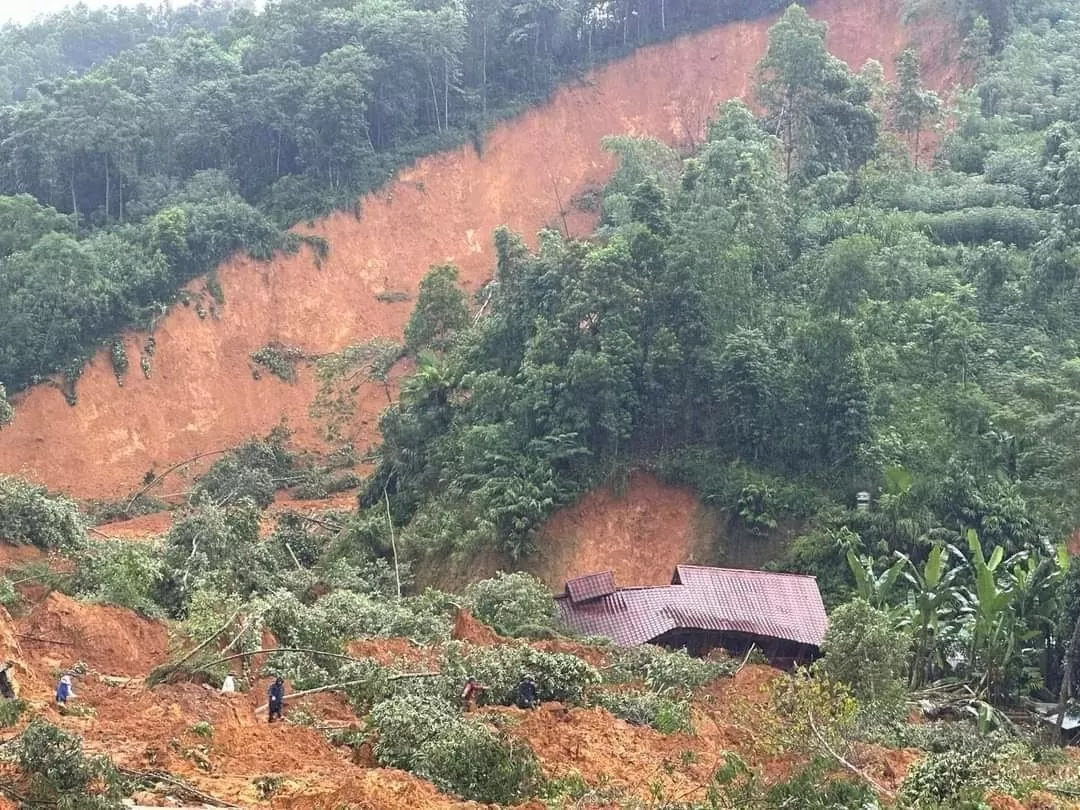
[481,16,488,119]
[661,0,666,32]
[104,154,110,222]
[1056,611,1080,744]
[70,164,79,229]
[428,67,441,133]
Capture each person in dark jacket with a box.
[516,674,538,709]
[0,662,15,700]
[268,677,285,722]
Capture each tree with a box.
[817,598,910,720]
[405,264,470,353]
[890,49,941,168]
[755,5,831,180]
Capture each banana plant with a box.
[846,549,905,612]
[895,543,962,688]
[956,529,1031,701]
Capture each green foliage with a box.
[15,719,126,808]
[464,571,558,637]
[0,382,12,428]
[437,641,601,705]
[250,343,306,383]
[0,698,26,727]
[0,476,84,551]
[900,748,990,807]
[71,539,165,617]
[368,695,544,803]
[589,689,693,733]
[405,265,470,353]
[817,599,910,724]
[605,644,734,692]
[191,432,295,508]
[0,0,797,394]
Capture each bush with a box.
[250,342,305,383]
[437,642,601,705]
[0,476,84,551]
[72,539,165,617]
[368,694,543,803]
[15,719,126,808]
[465,572,558,637]
[606,644,734,692]
[264,589,452,651]
[900,749,989,806]
[191,434,295,508]
[816,598,909,725]
[590,690,693,733]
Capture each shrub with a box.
[465,572,558,637]
[437,642,601,705]
[606,644,734,692]
[816,598,909,725]
[590,690,693,733]
[72,539,165,617]
[767,669,858,756]
[0,698,26,727]
[15,719,126,808]
[251,343,306,383]
[368,694,543,803]
[0,476,84,551]
[900,749,989,806]
[191,434,295,508]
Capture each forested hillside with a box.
[0,0,798,397]
[345,0,1080,700]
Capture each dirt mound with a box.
[17,591,168,678]
[0,0,948,500]
[531,470,718,589]
[450,609,504,646]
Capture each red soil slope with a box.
[531,470,719,589]
[0,0,953,499]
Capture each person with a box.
[460,676,486,712]
[516,674,538,710]
[268,676,285,722]
[0,662,16,700]
[55,674,75,706]
[221,674,236,695]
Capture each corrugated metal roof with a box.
[566,571,616,603]
[556,566,827,648]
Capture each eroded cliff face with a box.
[0,0,953,498]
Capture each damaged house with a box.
[555,565,828,666]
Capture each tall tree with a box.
[890,48,941,168]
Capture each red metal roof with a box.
[555,566,827,648]
[566,571,616,603]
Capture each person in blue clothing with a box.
[55,674,75,706]
[268,676,285,722]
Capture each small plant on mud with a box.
[190,721,214,739]
[253,775,283,799]
[250,342,306,383]
[900,748,990,807]
[765,668,858,757]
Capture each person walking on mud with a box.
[460,676,486,712]
[268,676,286,722]
[55,674,75,707]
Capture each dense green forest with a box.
[0,0,798,395]
[331,0,1080,705]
